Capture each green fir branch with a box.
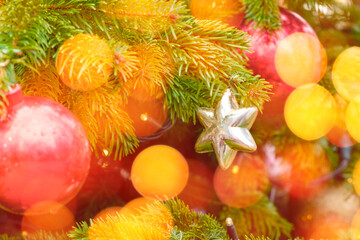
[165,75,226,124]
[244,0,281,32]
[68,221,90,240]
[0,234,19,240]
[244,235,273,240]
[165,199,231,240]
[219,197,293,240]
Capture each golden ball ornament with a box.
[346,99,360,143]
[284,83,337,140]
[352,160,360,197]
[56,34,114,91]
[326,94,356,147]
[332,47,360,101]
[131,145,189,200]
[275,33,326,88]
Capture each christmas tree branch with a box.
[165,199,231,240]
[219,197,293,240]
[244,0,281,32]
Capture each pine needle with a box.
[19,62,61,101]
[219,197,293,240]
[244,0,281,32]
[71,87,138,159]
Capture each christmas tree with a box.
[1,0,360,239]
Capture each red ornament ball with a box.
[262,141,331,198]
[0,85,90,214]
[237,8,317,83]
[178,159,217,211]
[213,153,269,208]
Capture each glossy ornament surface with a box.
[262,141,331,198]
[346,100,360,143]
[195,89,258,170]
[213,153,269,208]
[122,95,168,137]
[284,83,337,140]
[332,47,360,101]
[56,34,114,91]
[326,94,356,147]
[0,85,90,214]
[21,201,75,234]
[237,8,317,83]
[178,159,216,211]
[275,32,326,87]
[93,206,123,222]
[131,145,189,200]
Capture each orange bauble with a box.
[275,33,326,88]
[190,0,244,27]
[131,145,189,200]
[93,206,123,222]
[120,86,168,137]
[178,160,217,211]
[56,34,114,91]
[21,201,75,234]
[213,153,269,208]
[263,141,331,198]
[326,94,356,147]
[119,197,156,217]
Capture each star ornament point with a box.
[195,89,258,169]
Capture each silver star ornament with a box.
[195,89,258,170]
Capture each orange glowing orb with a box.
[326,94,356,147]
[21,201,75,234]
[213,153,269,208]
[122,95,168,137]
[56,34,114,91]
[119,197,156,217]
[284,83,337,140]
[332,47,360,101]
[275,33,326,88]
[131,145,189,200]
[346,99,360,143]
[93,206,123,222]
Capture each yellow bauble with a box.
[131,145,189,200]
[353,160,360,197]
[275,33,326,88]
[346,99,360,143]
[56,34,114,91]
[284,83,337,140]
[332,47,360,101]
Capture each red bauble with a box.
[0,85,90,214]
[178,159,217,212]
[262,141,331,198]
[256,81,294,126]
[237,8,316,83]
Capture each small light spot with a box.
[102,149,109,156]
[140,113,148,121]
[231,165,239,174]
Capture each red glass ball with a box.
[237,8,317,83]
[213,153,269,208]
[0,86,90,214]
